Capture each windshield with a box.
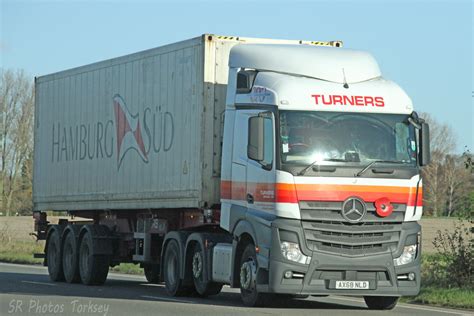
[280,111,417,167]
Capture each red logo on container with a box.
[113,94,148,169]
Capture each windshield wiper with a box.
[355,160,406,177]
[297,158,347,176]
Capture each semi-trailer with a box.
[33,34,430,309]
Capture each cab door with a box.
[230,110,252,207]
[231,109,276,214]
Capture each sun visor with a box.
[229,44,381,84]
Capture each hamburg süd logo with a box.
[113,94,148,169]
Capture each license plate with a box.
[335,280,369,289]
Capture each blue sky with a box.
[1,0,472,152]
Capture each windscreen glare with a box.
[279,111,417,166]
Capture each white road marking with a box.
[140,295,195,304]
[330,296,470,315]
[21,281,56,286]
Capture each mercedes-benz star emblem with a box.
[341,197,366,223]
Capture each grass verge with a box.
[401,287,474,309]
[110,263,143,275]
[398,254,474,309]
[0,240,44,265]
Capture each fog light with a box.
[394,244,417,266]
[408,272,415,281]
[284,271,293,279]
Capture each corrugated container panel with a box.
[33,36,214,211]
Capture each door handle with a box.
[247,193,254,204]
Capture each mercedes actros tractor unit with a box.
[33,34,430,310]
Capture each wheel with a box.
[144,264,160,284]
[46,230,64,282]
[239,243,269,307]
[163,239,193,296]
[62,231,80,283]
[192,243,223,297]
[79,231,109,285]
[364,296,399,310]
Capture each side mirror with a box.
[419,122,431,166]
[248,116,264,161]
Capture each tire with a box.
[364,296,399,310]
[239,243,269,307]
[144,264,160,284]
[62,231,80,283]
[163,239,193,296]
[191,243,223,297]
[79,231,109,285]
[46,230,64,282]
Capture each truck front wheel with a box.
[62,232,80,283]
[191,243,223,297]
[163,239,193,296]
[239,243,268,307]
[46,230,64,282]
[79,231,109,285]
[364,296,399,310]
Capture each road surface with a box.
[0,263,470,316]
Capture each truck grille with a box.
[300,201,404,256]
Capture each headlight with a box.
[393,244,417,266]
[280,241,310,264]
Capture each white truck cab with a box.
[218,41,430,308]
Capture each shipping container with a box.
[33,35,234,211]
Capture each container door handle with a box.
[246,193,254,204]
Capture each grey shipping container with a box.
[33,35,235,211]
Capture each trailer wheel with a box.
[239,243,269,307]
[163,239,193,296]
[144,264,160,284]
[191,243,223,297]
[79,231,109,285]
[62,232,80,283]
[364,296,399,310]
[46,230,64,282]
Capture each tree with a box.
[443,154,471,217]
[421,113,456,216]
[0,69,34,216]
[421,113,473,217]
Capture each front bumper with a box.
[266,219,421,296]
